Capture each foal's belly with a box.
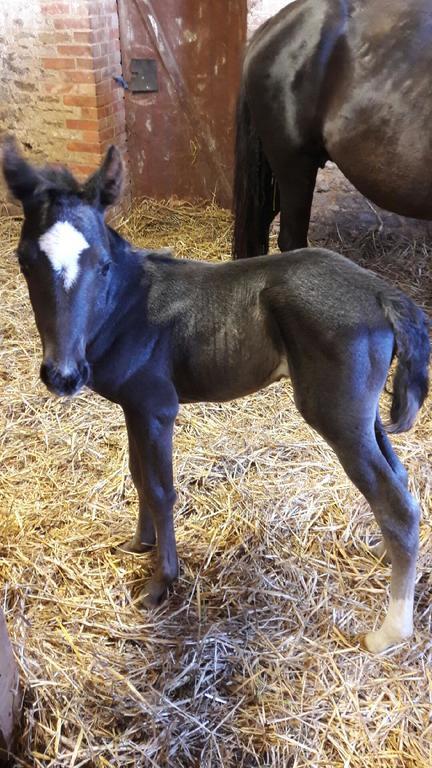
[175,342,290,404]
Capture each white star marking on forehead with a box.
[38,221,89,291]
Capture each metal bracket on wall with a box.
[130,59,158,93]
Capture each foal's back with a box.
[141,248,395,403]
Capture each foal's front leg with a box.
[117,412,157,553]
[122,398,179,609]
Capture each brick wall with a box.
[0,0,127,203]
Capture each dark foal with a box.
[3,139,429,653]
[233,0,432,258]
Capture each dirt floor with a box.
[0,174,431,767]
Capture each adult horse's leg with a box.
[116,413,156,554]
[120,384,179,608]
[273,153,319,252]
[232,85,280,259]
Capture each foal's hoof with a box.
[140,578,168,609]
[359,628,412,654]
[116,536,155,555]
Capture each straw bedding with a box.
[0,197,431,767]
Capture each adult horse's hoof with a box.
[115,536,155,555]
[140,578,168,609]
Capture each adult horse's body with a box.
[2,139,430,653]
[233,0,432,258]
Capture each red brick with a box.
[83,28,105,43]
[42,57,77,70]
[64,94,98,107]
[67,140,102,153]
[95,81,111,98]
[79,106,99,119]
[71,83,97,96]
[57,44,94,57]
[108,48,121,63]
[39,31,73,44]
[113,115,126,131]
[74,55,110,73]
[112,90,125,104]
[68,163,100,177]
[65,118,99,131]
[45,81,76,95]
[79,130,101,143]
[64,70,96,84]
[93,56,108,69]
[98,126,116,142]
[90,0,116,8]
[87,18,109,32]
[73,31,93,43]
[42,3,71,14]
[93,68,112,85]
[54,17,90,31]
[74,57,95,70]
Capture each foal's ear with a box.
[2,135,44,205]
[83,145,123,209]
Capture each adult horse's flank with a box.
[233,0,432,258]
[2,139,429,653]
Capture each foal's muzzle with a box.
[40,359,90,397]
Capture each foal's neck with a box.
[88,226,144,349]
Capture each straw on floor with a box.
[0,198,431,768]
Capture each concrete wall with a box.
[0,0,126,202]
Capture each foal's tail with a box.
[380,292,430,433]
[232,84,278,259]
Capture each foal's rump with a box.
[264,249,430,432]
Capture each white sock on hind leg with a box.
[364,596,413,653]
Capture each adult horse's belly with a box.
[323,0,432,219]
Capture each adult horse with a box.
[232,0,432,259]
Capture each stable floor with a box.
[0,182,431,767]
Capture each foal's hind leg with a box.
[293,380,419,652]
[369,415,409,563]
[334,433,419,652]
[375,414,408,486]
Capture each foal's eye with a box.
[99,261,111,276]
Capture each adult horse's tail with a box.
[381,292,430,433]
[232,85,278,259]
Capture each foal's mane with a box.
[39,164,82,196]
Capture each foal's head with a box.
[2,137,124,396]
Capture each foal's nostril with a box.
[40,359,89,395]
[40,361,52,388]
